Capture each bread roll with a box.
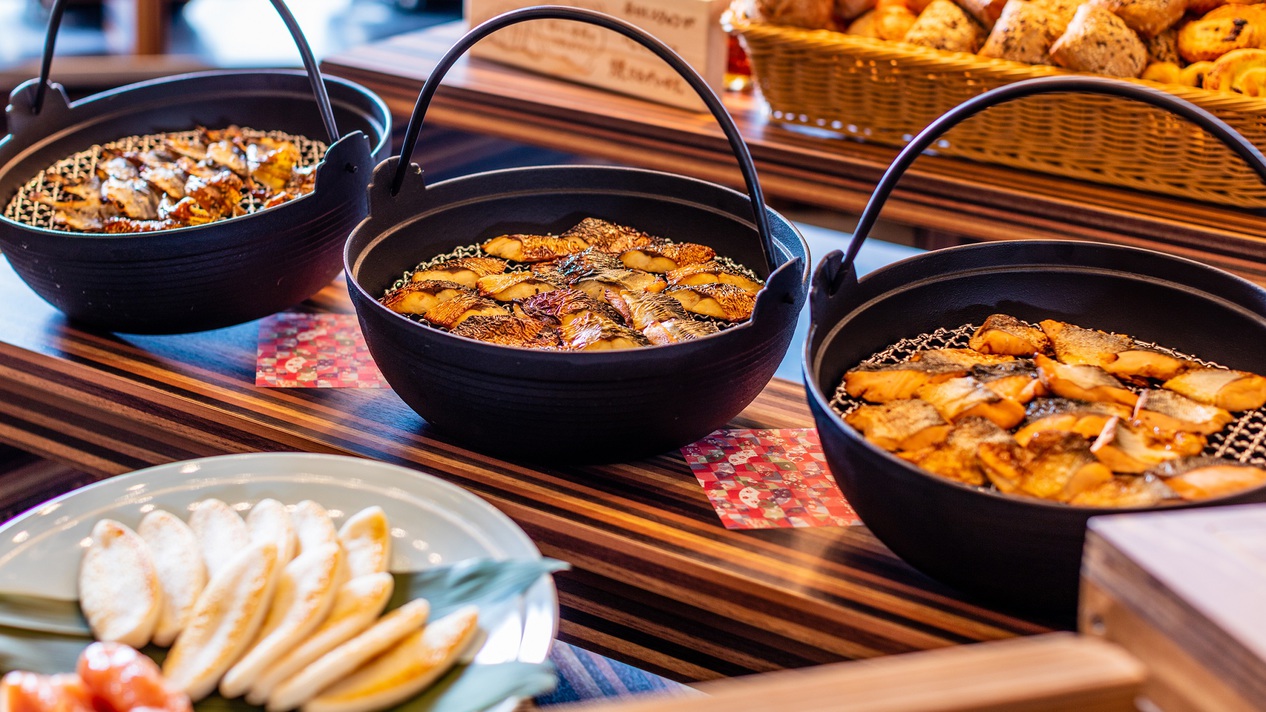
[875,1,920,38]
[1050,4,1149,76]
[837,0,878,21]
[904,0,988,50]
[756,0,836,27]
[955,0,1011,28]
[1145,27,1181,63]
[1178,5,1266,62]
[980,0,1063,63]
[1028,0,1087,34]
[1088,0,1185,36]
[846,8,882,34]
[1141,60,1183,81]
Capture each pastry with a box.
[1206,47,1266,91]
[1178,5,1266,62]
[1049,4,1149,77]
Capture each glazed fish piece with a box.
[475,271,562,302]
[1163,367,1266,412]
[665,261,764,293]
[1034,354,1138,408]
[531,248,623,284]
[1089,416,1206,474]
[1148,456,1266,500]
[845,399,951,452]
[900,416,1014,487]
[1015,398,1132,446]
[97,153,141,181]
[246,137,300,194]
[1103,346,1193,382]
[411,257,508,289]
[969,361,1047,404]
[1039,319,1132,368]
[162,196,214,226]
[30,191,103,231]
[643,317,719,345]
[968,314,1051,356]
[562,217,656,252]
[450,314,561,348]
[619,241,716,273]
[559,311,650,350]
[164,134,208,161]
[843,359,967,403]
[184,170,245,218]
[916,376,1026,429]
[422,293,507,329]
[520,288,624,327]
[1133,389,1233,435]
[665,283,756,322]
[912,348,1016,369]
[483,233,589,262]
[574,268,667,302]
[978,431,1115,502]
[205,139,249,178]
[126,150,188,200]
[1066,475,1175,508]
[380,280,471,316]
[607,289,719,345]
[101,176,159,220]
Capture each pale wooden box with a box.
[463,0,729,110]
[1081,503,1266,712]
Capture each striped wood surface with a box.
[320,22,1266,286]
[0,261,1052,682]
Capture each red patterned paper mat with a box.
[256,313,387,388]
[681,428,860,530]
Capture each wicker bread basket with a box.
[727,14,1266,207]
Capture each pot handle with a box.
[30,0,340,144]
[388,5,776,271]
[828,75,1266,297]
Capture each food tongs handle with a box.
[30,0,341,144]
[388,5,778,272]
[825,76,1266,297]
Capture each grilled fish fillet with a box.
[911,348,1016,369]
[899,416,1015,486]
[559,311,649,350]
[1089,416,1206,474]
[978,431,1115,502]
[380,281,470,316]
[1039,319,1132,368]
[531,248,623,284]
[607,289,719,345]
[574,268,667,302]
[643,318,719,345]
[665,283,757,321]
[916,376,1027,429]
[1034,354,1138,407]
[846,399,951,452]
[1148,456,1266,500]
[968,314,1051,356]
[1103,347,1193,382]
[665,261,764,293]
[483,233,588,262]
[970,361,1048,404]
[1163,367,1266,411]
[450,315,562,348]
[1015,398,1132,446]
[519,288,624,327]
[1066,475,1175,507]
[1133,389,1233,434]
[422,294,507,330]
[843,360,967,403]
[562,217,656,252]
[410,257,507,289]
[619,241,716,273]
[475,271,561,302]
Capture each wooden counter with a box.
[321,21,1266,285]
[0,260,1051,681]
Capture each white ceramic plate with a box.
[0,452,557,674]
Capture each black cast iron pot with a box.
[804,76,1266,616]
[346,6,809,463]
[0,0,390,334]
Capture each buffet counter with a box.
[320,21,1266,286]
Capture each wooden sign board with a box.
[463,0,729,111]
[1081,503,1266,712]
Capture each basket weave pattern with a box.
[732,18,1266,207]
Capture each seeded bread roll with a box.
[955,0,1011,28]
[755,0,836,27]
[980,0,1063,63]
[1028,0,1086,34]
[904,0,988,51]
[1088,0,1185,37]
[1050,4,1149,76]
[1145,27,1181,63]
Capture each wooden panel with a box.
[0,260,1052,681]
[320,22,1266,285]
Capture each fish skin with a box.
[1039,319,1132,368]
[1163,367,1266,412]
[899,416,1015,487]
[968,314,1051,356]
[1134,389,1233,434]
[845,399,949,452]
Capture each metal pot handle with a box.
[827,75,1266,297]
[30,0,340,144]
[388,5,777,270]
